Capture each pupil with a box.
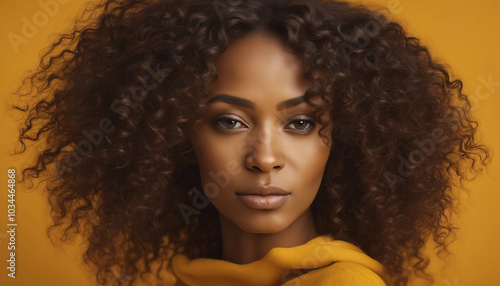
[297,120,306,129]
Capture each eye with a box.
[212,115,316,134]
[285,118,316,134]
[213,116,247,130]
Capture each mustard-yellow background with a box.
[1,0,498,285]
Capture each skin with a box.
[190,32,332,266]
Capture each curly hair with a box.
[11,0,491,285]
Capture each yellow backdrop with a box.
[1,0,499,285]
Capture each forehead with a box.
[210,33,311,103]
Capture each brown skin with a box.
[13,1,491,284]
[190,32,332,265]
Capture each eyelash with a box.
[212,115,317,135]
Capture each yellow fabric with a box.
[172,235,387,285]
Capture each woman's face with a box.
[191,32,332,234]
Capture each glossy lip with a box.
[236,185,291,210]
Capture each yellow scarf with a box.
[172,235,387,285]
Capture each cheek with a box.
[288,136,331,182]
[192,128,241,188]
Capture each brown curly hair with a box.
[11,0,491,285]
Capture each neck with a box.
[219,208,319,264]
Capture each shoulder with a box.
[283,261,387,286]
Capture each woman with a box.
[12,0,490,285]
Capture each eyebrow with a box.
[206,93,309,110]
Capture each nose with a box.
[244,127,285,173]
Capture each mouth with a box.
[236,185,291,196]
[235,185,291,209]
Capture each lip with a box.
[236,185,291,209]
[236,185,291,196]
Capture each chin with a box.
[234,215,291,234]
